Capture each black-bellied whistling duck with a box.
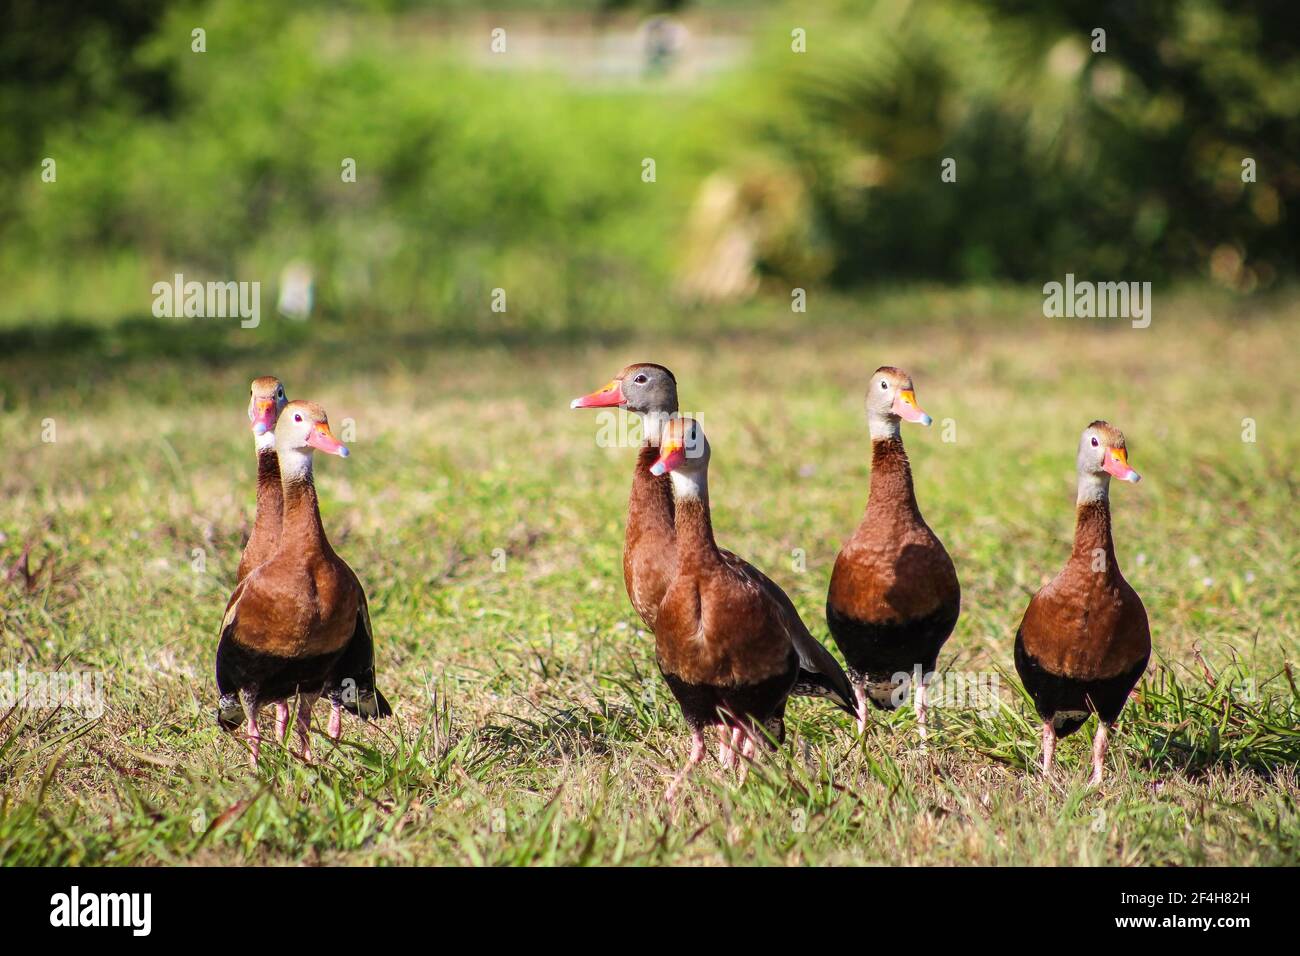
[827,366,960,736]
[571,365,854,715]
[216,401,391,764]
[237,376,291,739]
[1015,421,1149,786]
[648,417,848,799]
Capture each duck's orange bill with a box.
[1102,446,1139,482]
[306,422,349,458]
[570,379,625,409]
[649,441,686,477]
[251,399,277,436]
[891,389,933,426]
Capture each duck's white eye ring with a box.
[634,374,648,384]
[1091,436,1099,447]
[880,380,888,389]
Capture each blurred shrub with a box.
[3,0,1297,330]
[715,0,1299,289]
[1,0,702,328]
[0,0,174,181]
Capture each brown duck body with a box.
[629,447,854,712]
[236,448,283,582]
[218,478,359,709]
[1014,499,1150,737]
[217,474,389,727]
[655,496,798,742]
[827,437,960,704]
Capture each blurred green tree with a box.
[0,0,174,170]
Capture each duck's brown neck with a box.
[670,474,718,569]
[252,448,283,541]
[631,445,676,538]
[868,436,920,518]
[673,498,718,569]
[280,468,330,555]
[1071,498,1117,572]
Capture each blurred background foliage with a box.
[1,0,1297,331]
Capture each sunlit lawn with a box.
[1,285,1296,865]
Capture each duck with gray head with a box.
[571,365,855,718]
[1014,421,1149,787]
[826,366,960,738]
[648,417,850,800]
[216,401,390,766]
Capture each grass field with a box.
[1,285,1297,866]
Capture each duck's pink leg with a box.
[854,684,869,735]
[328,700,343,741]
[293,693,319,763]
[718,725,735,769]
[736,727,758,787]
[1089,722,1110,787]
[274,701,290,743]
[665,730,706,803]
[240,690,263,767]
[1041,720,1057,774]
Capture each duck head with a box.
[275,400,349,477]
[1077,421,1140,497]
[248,376,288,444]
[867,366,932,439]
[649,415,710,481]
[571,363,679,444]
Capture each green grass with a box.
[1,285,1297,865]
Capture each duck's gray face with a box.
[867,366,931,426]
[649,417,709,477]
[570,363,678,417]
[1078,421,1140,483]
[617,364,678,417]
[276,401,349,458]
[248,377,288,436]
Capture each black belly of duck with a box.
[1013,628,1149,738]
[320,613,392,720]
[658,652,798,744]
[216,637,347,728]
[826,599,960,709]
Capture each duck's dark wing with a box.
[326,587,392,720]
[215,580,250,730]
[719,548,856,716]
